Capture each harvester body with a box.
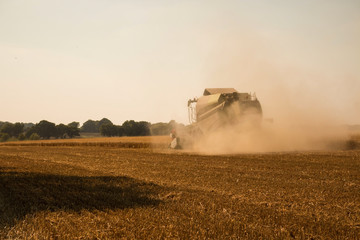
[170,88,262,149]
[188,88,262,135]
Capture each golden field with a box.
[0,136,359,239]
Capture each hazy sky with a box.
[1,0,359,125]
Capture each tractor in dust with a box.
[170,88,263,149]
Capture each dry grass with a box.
[0,136,359,239]
[0,136,170,148]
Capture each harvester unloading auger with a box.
[170,88,263,149]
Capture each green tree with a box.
[29,133,40,140]
[116,125,124,136]
[0,133,10,142]
[68,122,79,128]
[122,120,150,136]
[56,124,68,138]
[122,120,136,136]
[100,123,118,137]
[67,122,80,138]
[81,118,113,133]
[0,122,24,138]
[137,121,151,136]
[81,120,98,133]
[23,123,35,131]
[25,126,37,139]
[36,120,57,139]
[18,133,26,141]
[13,122,24,137]
[0,123,14,136]
[98,118,112,128]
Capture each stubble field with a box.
[0,136,359,239]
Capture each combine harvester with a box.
[170,88,263,149]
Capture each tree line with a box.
[0,121,80,142]
[0,118,183,142]
[83,118,183,137]
[82,118,151,137]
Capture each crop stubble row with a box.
[0,137,359,239]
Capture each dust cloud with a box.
[182,33,358,154]
[191,117,349,154]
